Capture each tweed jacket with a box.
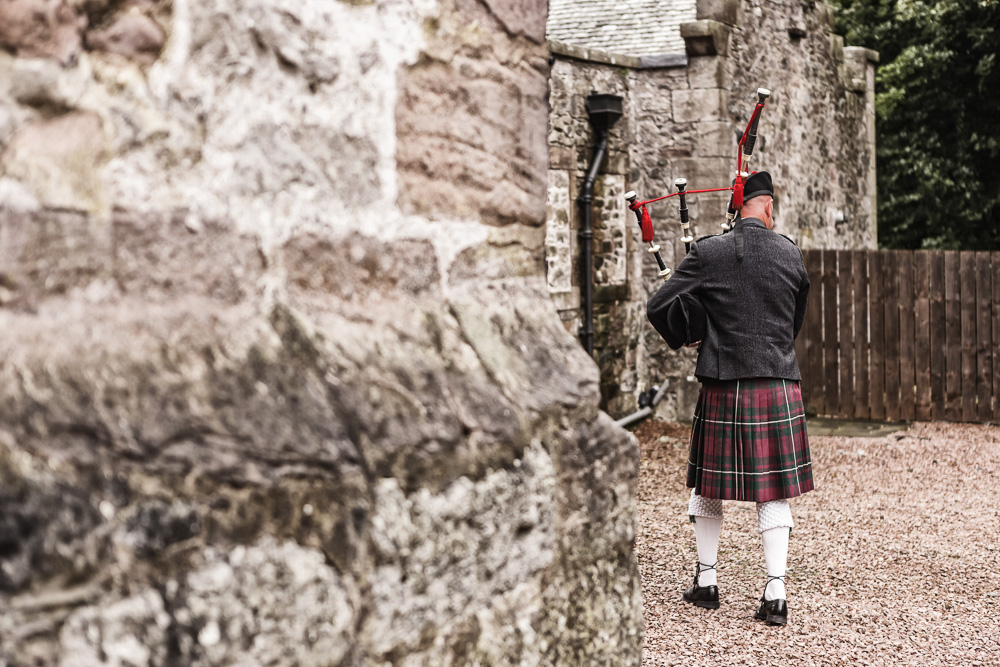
[646,218,809,381]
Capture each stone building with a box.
[546,0,879,419]
[0,0,643,663]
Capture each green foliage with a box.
[830,0,1000,249]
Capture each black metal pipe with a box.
[578,129,609,357]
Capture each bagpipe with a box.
[624,88,770,281]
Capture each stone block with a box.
[673,157,731,191]
[687,55,729,89]
[673,88,728,123]
[840,48,878,93]
[695,121,738,158]
[550,145,575,170]
[550,290,581,311]
[594,284,629,303]
[696,0,743,26]
[844,46,880,64]
[829,33,844,62]
[8,55,91,111]
[396,50,549,227]
[114,210,264,304]
[820,2,837,30]
[549,40,642,69]
[0,111,107,212]
[476,0,548,44]
[688,193,731,231]
[450,232,546,282]
[637,53,688,69]
[605,150,629,176]
[0,0,85,64]
[0,207,111,309]
[679,20,732,57]
[86,13,165,67]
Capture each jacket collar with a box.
[737,217,767,230]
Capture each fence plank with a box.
[976,252,992,421]
[914,252,932,421]
[898,252,916,420]
[883,251,901,421]
[945,251,962,421]
[823,250,839,416]
[994,252,1000,422]
[853,250,870,420]
[804,251,824,416]
[961,252,977,421]
[929,251,946,421]
[837,250,854,417]
[869,251,886,421]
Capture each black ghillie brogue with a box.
[682,561,719,610]
[754,576,788,625]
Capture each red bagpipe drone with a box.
[625,88,770,281]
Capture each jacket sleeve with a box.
[793,261,809,339]
[646,243,703,340]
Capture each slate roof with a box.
[547,0,696,56]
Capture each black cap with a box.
[660,294,708,350]
[742,171,773,202]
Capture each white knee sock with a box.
[761,526,789,600]
[693,517,721,587]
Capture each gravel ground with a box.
[634,419,1000,666]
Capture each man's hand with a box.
[684,341,701,349]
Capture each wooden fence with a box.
[794,249,1000,423]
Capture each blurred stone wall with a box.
[0,0,644,664]
[546,0,877,420]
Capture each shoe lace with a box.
[761,575,785,601]
[694,561,717,586]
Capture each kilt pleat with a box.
[687,378,813,502]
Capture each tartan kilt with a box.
[687,378,814,502]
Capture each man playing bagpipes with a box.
[645,170,813,626]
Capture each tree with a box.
[830,0,1000,249]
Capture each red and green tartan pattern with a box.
[687,378,814,502]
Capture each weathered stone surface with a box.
[694,119,737,157]
[85,12,165,66]
[545,169,572,293]
[396,51,549,226]
[0,0,644,664]
[592,174,628,286]
[0,111,107,211]
[475,0,548,44]
[0,207,261,309]
[679,19,732,57]
[5,54,93,113]
[448,224,546,283]
[59,538,355,665]
[0,0,86,63]
[0,208,111,309]
[673,87,727,123]
[686,53,728,89]
[0,273,642,662]
[696,0,742,26]
[0,441,108,592]
[112,209,263,304]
